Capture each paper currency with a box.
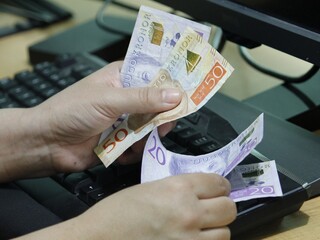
[99,6,211,144]
[121,5,212,88]
[95,27,234,167]
[141,114,263,183]
[227,161,283,202]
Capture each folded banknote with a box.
[120,5,212,88]
[141,114,263,183]
[95,27,234,167]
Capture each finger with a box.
[199,227,231,240]
[199,197,237,229]
[104,87,182,116]
[90,61,124,88]
[182,173,231,199]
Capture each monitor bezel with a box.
[155,0,320,66]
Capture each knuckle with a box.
[219,227,231,240]
[214,175,232,196]
[138,88,151,105]
[221,197,237,222]
[180,210,201,229]
[167,175,194,192]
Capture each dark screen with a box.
[154,0,320,66]
[231,0,320,34]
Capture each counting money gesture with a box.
[73,173,236,240]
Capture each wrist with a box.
[0,107,54,182]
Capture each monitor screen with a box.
[154,0,320,66]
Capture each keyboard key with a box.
[175,127,201,146]
[88,189,110,205]
[55,54,76,68]
[189,135,215,154]
[23,96,44,107]
[200,141,222,154]
[0,94,20,108]
[8,86,32,99]
[167,144,188,154]
[86,165,117,186]
[0,77,18,90]
[63,172,94,194]
[15,70,39,83]
[29,80,60,99]
[57,77,76,88]
[79,183,111,205]
[71,64,92,80]
[186,112,201,124]
[34,61,52,72]
[161,137,176,149]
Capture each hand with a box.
[35,61,182,173]
[75,173,236,240]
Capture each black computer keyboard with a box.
[1,53,308,237]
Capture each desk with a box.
[0,0,319,239]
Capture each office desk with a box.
[0,1,319,239]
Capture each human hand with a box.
[35,61,182,173]
[75,173,236,240]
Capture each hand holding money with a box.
[141,114,283,202]
[95,27,234,167]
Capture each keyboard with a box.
[0,53,308,237]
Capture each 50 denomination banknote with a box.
[120,5,212,88]
[95,27,234,167]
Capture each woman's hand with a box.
[36,61,182,173]
[0,61,181,182]
[20,173,237,240]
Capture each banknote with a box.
[99,6,211,144]
[227,160,283,202]
[120,5,212,88]
[141,114,263,183]
[95,27,234,167]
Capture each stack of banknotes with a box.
[94,6,283,202]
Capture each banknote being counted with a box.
[141,114,264,183]
[140,113,283,202]
[95,27,234,167]
[227,161,283,202]
[120,5,212,88]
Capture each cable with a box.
[95,0,131,36]
[239,45,319,109]
[111,1,140,12]
[211,27,227,53]
[283,83,317,109]
[95,1,199,36]
[239,46,319,84]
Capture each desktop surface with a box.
[1,0,320,239]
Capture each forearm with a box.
[13,217,84,240]
[0,108,53,183]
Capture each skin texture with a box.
[0,61,237,240]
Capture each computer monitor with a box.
[154,0,320,67]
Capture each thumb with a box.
[105,87,182,116]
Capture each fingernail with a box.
[162,88,182,104]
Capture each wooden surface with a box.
[1,1,319,239]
